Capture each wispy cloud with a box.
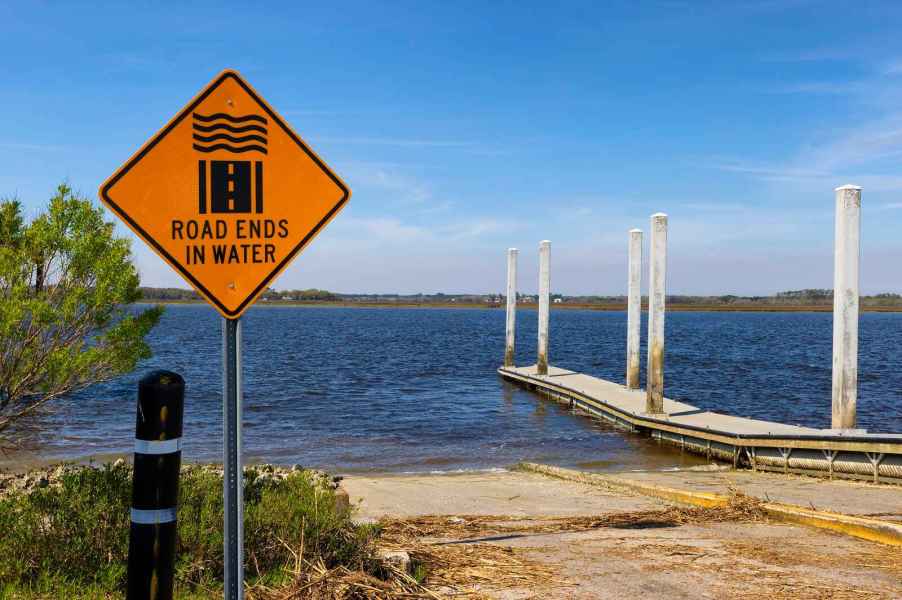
[444,218,517,240]
[762,48,857,63]
[709,160,829,180]
[709,158,902,192]
[683,202,747,211]
[312,134,510,158]
[0,141,67,152]
[707,50,902,195]
[801,123,902,170]
[418,200,454,214]
[342,162,433,204]
[96,51,177,73]
[765,80,863,95]
[281,109,340,118]
[313,136,476,148]
[332,216,522,245]
[851,175,902,191]
[339,217,431,242]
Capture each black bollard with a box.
[127,370,184,600]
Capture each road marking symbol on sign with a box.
[100,69,350,318]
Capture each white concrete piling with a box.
[537,240,551,375]
[505,248,518,367]
[832,185,861,430]
[626,229,643,389]
[646,214,667,414]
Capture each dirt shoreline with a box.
[0,459,342,500]
[3,460,900,597]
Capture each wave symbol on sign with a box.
[192,113,268,154]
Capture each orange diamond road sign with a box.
[100,69,350,319]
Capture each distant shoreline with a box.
[139,299,902,313]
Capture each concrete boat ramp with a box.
[499,365,902,483]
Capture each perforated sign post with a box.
[100,69,350,600]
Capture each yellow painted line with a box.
[518,463,902,546]
[517,462,728,508]
[762,504,902,547]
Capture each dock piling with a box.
[537,240,551,375]
[505,248,518,367]
[626,229,643,389]
[832,185,861,429]
[646,214,667,414]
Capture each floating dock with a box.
[501,191,902,484]
[498,365,902,484]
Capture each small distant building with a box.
[553,298,563,304]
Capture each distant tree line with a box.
[260,288,338,301]
[139,287,200,301]
[137,286,902,307]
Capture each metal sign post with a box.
[99,70,349,600]
[222,318,243,600]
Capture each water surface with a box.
[18,306,902,472]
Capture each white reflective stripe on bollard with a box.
[134,438,182,455]
[130,507,178,524]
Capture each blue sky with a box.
[5,1,902,295]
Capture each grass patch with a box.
[0,463,380,599]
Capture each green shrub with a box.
[0,463,378,598]
[0,462,132,588]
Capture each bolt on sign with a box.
[100,69,350,318]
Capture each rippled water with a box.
[17,305,902,472]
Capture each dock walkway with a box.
[499,364,902,483]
